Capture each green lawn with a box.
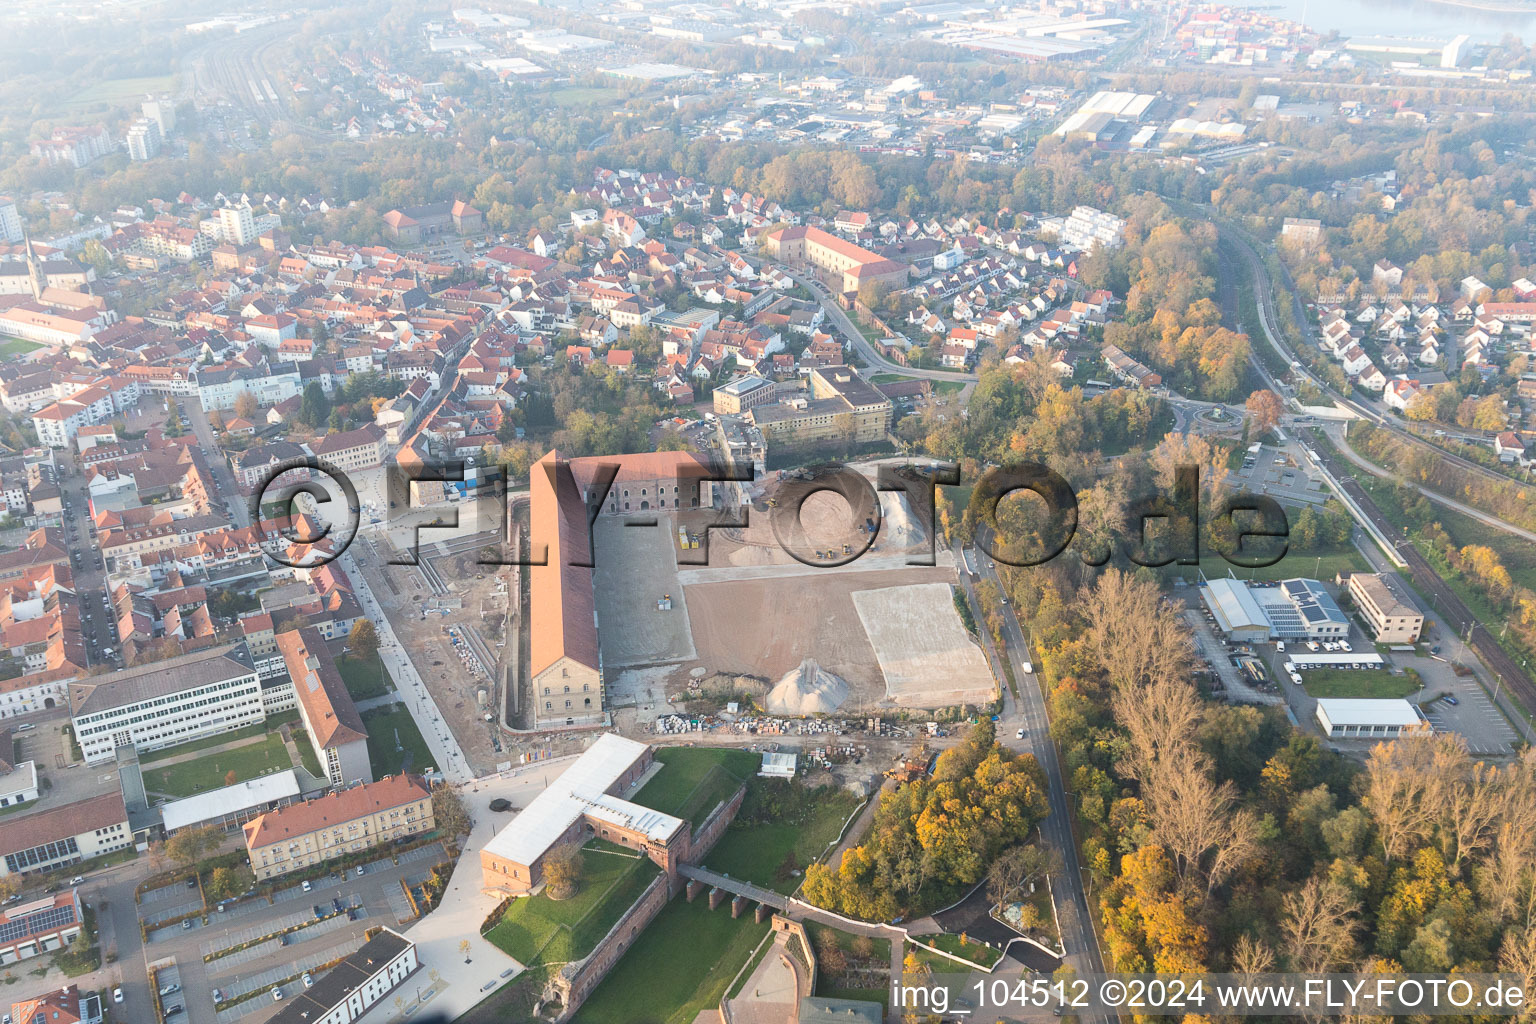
[138,718,293,764]
[1162,548,1369,586]
[485,845,660,967]
[63,74,179,109]
[917,933,1003,968]
[338,652,392,700]
[1302,668,1421,699]
[291,727,324,778]
[362,705,433,776]
[631,747,756,827]
[141,734,293,797]
[574,895,772,1024]
[0,337,42,358]
[705,785,861,894]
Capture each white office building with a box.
[69,644,264,764]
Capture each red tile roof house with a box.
[1495,431,1527,464]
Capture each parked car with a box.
[112,988,123,1005]
[211,989,223,1004]
[301,879,312,893]
[271,987,283,1001]
[164,1005,183,1017]
[69,876,83,886]
[302,973,313,989]
[181,919,193,930]
[1444,696,1460,706]
[1016,728,1025,739]
[186,877,197,889]
[357,864,366,877]
[158,984,180,997]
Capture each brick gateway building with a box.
[480,733,737,894]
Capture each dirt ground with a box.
[852,582,995,707]
[364,536,513,772]
[676,565,954,707]
[684,467,930,569]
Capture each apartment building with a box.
[276,627,372,788]
[0,791,131,878]
[311,425,387,473]
[125,118,162,161]
[68,644,263,764]
[29,126,112,168]
[1347,572,1424,644]
[243,774,432,879]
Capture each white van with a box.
[1276,641,1286,653]
[1338,640,1352,652]
[1306,641,1320,652]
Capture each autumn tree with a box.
[206,865,254,902]
[166,824,222,869]
[543,842,585,900]
[1282,876,1360,972]
[233,392,260,421]
[986,844,1053,906]
[348,618,380,662]
[432,784,470,838]
[1245,389,1284,435]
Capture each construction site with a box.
[596,463,997,719]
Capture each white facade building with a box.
[69,645,264,764]
[268,928,417,1024]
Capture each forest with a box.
[802,719,1048,921]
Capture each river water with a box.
[1241,0,1536,42]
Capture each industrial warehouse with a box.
[1199,577,1350,643]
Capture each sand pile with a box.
[766,659,850,715]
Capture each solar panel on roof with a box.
[0,903,78,945]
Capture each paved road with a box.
[1323,423,1536,544]
[343,550,475,783]
[968,529,1110,1024]
[178,395,251,530]
[786,269,978,383]
[55,453,117,666]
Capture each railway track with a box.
[1311,435,1536,716]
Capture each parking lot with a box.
[1231,444,1332,506]
[134,843,452,1024]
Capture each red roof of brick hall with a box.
[528,450,598,679]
